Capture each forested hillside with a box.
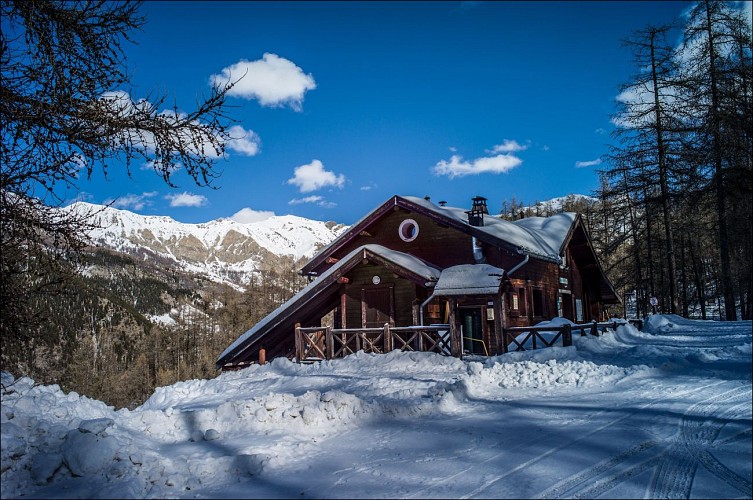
[1,245,308,409]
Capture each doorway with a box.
[460,307,485,355]
[361,286,394,328]
[561,293,573,320]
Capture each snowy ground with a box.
[2,315,751,499]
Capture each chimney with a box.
[466,196,488,227]
[438,200,447,207]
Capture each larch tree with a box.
[1,1,238,362]
[605,24,686,315]
[680,0,752,320]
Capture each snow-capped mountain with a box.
[526,194,598,213]
[62,202,348,284]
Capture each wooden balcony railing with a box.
[293,320,627,362]
[503,320,623,352]
[294,324,451,362]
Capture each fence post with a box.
[501,328,509,354]
[449,299,462,358]
[294,323,302,362]
[325,326,333,360]
[591,320,598,336]
[384,323,392,353]
[562,324,572,347]
[259,348,266,365]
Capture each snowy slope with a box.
[62,202,348,280]
[2,315,751,499]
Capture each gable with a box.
[301,195,573,277]
[217,244,440,367]
[562,219,620,303]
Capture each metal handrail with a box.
[463,336,489,357]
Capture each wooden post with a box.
[591,320,598,336]
[325,326,333,360]
[384,323,392,353]
[294,323,302,362]
[340,292,347,328]
[449,299,462,358]
[493,295,506,354]
[562,324,572,347]
[258,348,266,365]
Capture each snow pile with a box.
[2,316,751,499]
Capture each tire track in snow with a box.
[680,389,752,497]
[533,440,660,499]
[547,383,749,500]
[456,381,724,499]
[649,385,752,499]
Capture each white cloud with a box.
[433,154,522,179]
[141,160,183,173]
[288,196,336,208]
[594,128,606,135]
[210,53,316,110]
[575,158,602,168]
[105,192,158,211]
[225,125,261,156]
[287,160,346,193]
[487,139,528,154]
[99,91,258,159]
[542,145,550,152]
[165,192,208,207]
[73,191,95,203]
[289,195,323,205]
[230,207,275,223]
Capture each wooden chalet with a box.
[217,195,620,369]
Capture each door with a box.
[460,308,485,355]
[561,293,574,320]
[361,286,394,328]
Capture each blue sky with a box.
[70,1,697,225]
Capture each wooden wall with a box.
[327,209,476,270]
[342,261,418,328]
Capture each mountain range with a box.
[63,202,348,287]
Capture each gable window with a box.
[511,291,519,311]
[398,219,419,242]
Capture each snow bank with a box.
[2,315,750,499]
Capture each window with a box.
[518,288,526,315]
[511,292,519,311]
[398,219,419,242]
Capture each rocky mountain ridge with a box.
[63,202,348,286]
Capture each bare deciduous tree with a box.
[1,0,237,357]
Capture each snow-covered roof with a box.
[432,264,505,296]
[306,197,577,275]
[218,244,440,364]
[509,213,577,256]
[402,196,575,261]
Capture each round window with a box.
[398,219,419,242]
